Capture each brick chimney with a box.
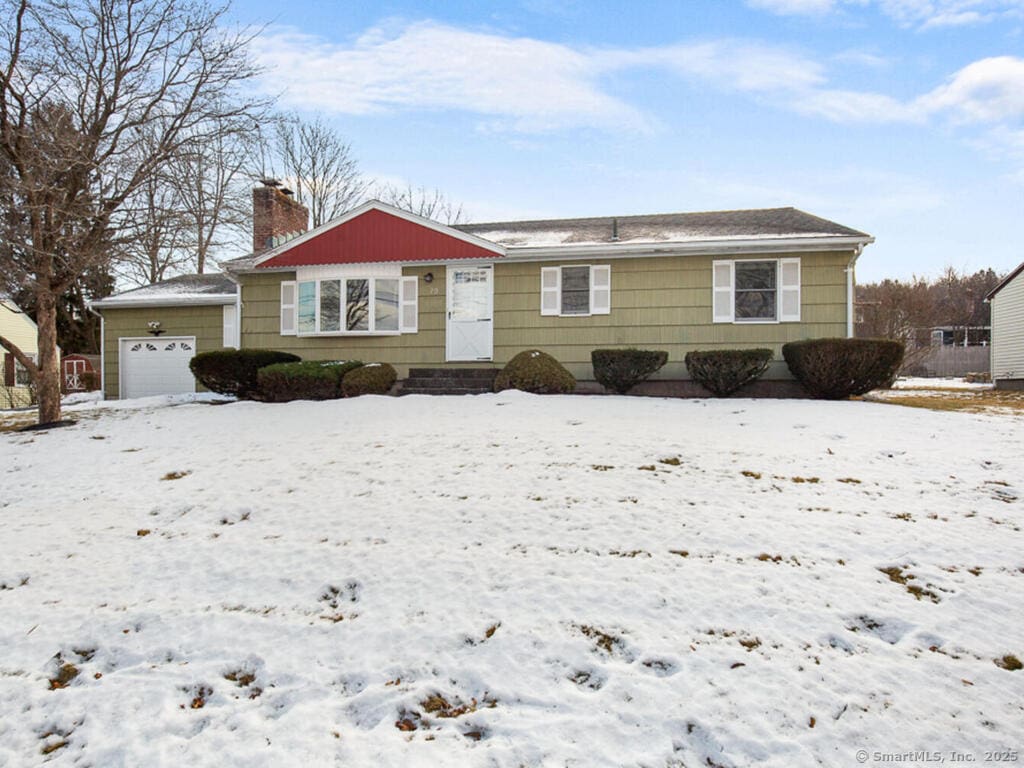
[252,179,309,254]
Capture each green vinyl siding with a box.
[242,266,444,365]
[238,251,853,381]
[495,251,849,380]
[100,304,229,399]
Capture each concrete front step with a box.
[400,367,499,395]
[407,367,499,381]
[399,386,495,396]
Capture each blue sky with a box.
[228,0,1024,282]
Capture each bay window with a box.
[282,276,418,336]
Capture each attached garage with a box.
[92,275,238,400]
[119,337,197,399]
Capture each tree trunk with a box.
[35,290,62,424]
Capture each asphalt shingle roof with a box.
[456,207,869,248]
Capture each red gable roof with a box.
[257,206,502,268]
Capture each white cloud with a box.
[747,0,1024,28]
[915,56,1024,122]
[253,20,1024,156]
[746,0,836,14]
[832,49,893,69]
[794,88,924,122]
[256,23,649,133]
[256,24,827,133]
[649,42,825,92]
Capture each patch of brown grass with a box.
[48,663,79,690]
[879,566,940,603]
[994,654,1022,671]
[578,624,623,655]
[160,470,191,481]
[865,389,1024,415]
[421,693,479,719]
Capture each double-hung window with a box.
[540,265,611,317]
[14,356,33,386]
[281,276,417,336]
[713,258,800,323]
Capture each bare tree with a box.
[375,182,468,225]
[0,0,266,424]
[856,266,1004,371]
[271,114,365,228]
[175,117,256,273]
[117,157,195,286]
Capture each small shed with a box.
[986,262,1024,390]
[62,353,101,392]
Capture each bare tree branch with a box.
[0,0,269,423]
[269,113,366,228]
[374,182,468,225]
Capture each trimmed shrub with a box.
[495,349,576,394]
[341,363,397,397]
[782,338,904,400]
[591,348,668,394]
[684,348,773,397]
[257,360,363,402]
[189,349,300,399]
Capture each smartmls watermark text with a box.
[855,750,1019,764]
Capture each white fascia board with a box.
[250,200,507,268]
[90,295,236,309]
[238,257,502,275]
[501,235,874,262]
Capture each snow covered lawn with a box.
[1,393,1022,767]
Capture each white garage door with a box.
[120,337,197,399]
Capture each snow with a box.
[473,230,837,248]
[1,394,1022,766]
[60,391,103,407]
[892,377,993,391]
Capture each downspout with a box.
[86,305,105,400]
[225,272,242,349]
[845,245,863,339]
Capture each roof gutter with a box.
[90,295,237,310]
[502,235,875,263]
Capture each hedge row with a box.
[190,350,396,400]
[190,338,904,402]
[257,360,364,402]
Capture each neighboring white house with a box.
[986,261,1024,390]
[0,295,39,408]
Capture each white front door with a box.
[446,265,494,361]
[119,337,197,399]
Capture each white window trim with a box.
[295,276,412,337]
[14,354,36,386]
[540,264,611,317]
[222,304,238,349]
[713,257,801,325]
[280,281,297,336]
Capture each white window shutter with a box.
[222,304,238,349]
[591,265,611,315]
[712,260,734,323]
[541,267,560,315]
[400,276,418,333]
[779,258,801,322]
[280,281,297,335]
